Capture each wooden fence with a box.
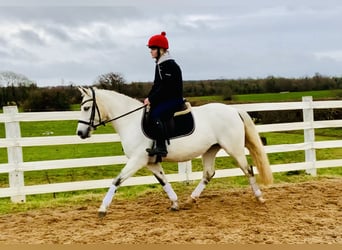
[0,96,341,203]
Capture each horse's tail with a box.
[238,110,273,185]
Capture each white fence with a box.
[0,96,341,203]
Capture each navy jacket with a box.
[148,55,184,120]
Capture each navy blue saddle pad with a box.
[141,103,195,140]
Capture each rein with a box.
[78,87,146,129]
[101,104,147,125]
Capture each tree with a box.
[0,71,37,106]
[0,71,35,87]
[22,87,70,111]
[221,85,233,101]
[264,76,277,93]
[94,72,126,92]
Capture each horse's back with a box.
[162,102,245,161]
[189,103,244,137]
[192,103,241,122]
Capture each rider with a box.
[144,31,184,158]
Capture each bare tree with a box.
[0,71,35,87]
[0,71,37,106]
[93,72,126,92]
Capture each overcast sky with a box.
[1,0,342,86]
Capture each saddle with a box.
[142,102,195,140]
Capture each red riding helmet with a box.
[147,31,169,49]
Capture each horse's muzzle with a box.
[77,129,90,139]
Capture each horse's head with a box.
[76,86,104,139]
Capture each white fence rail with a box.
[0,96,341,202]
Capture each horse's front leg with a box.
[184,145,219,209]
[147,163,179,211]
[98,156,147,218]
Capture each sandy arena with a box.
[0,177,341,244]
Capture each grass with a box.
[0,90,341,214]
[233,89,340,102]
[187,95,223,103]
[186,89,341,104]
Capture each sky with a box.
[1,0,342,86]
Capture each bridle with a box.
[78,87,146,130]
[78,87,103,129]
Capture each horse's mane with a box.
[96,88,143,106]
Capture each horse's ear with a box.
[78,86,89,97]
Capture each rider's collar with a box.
[157,52,173,64]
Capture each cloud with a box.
[314,50,342,62]
[0,1,342,86]
[16,28,46,46]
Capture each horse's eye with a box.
[83,106,90,111]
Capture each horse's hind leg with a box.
[230,151,266,203]
[186,145,220,208]
[147,163,179,211]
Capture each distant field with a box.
[187,89,341,104]
[233,89,341,102]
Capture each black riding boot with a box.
[146,120,168,157]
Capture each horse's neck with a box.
[97,89,140,116]
[97,89,142,132]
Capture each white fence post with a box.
[302,96,317,176]
[4,106,26,202]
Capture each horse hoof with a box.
[98,211,107,218]
[183,197,197,210]
[257,197,266,204]
[170,201,179,211]
[98,205,107,218]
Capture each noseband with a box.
[78,87,147,130]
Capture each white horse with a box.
[76,87,273,217]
